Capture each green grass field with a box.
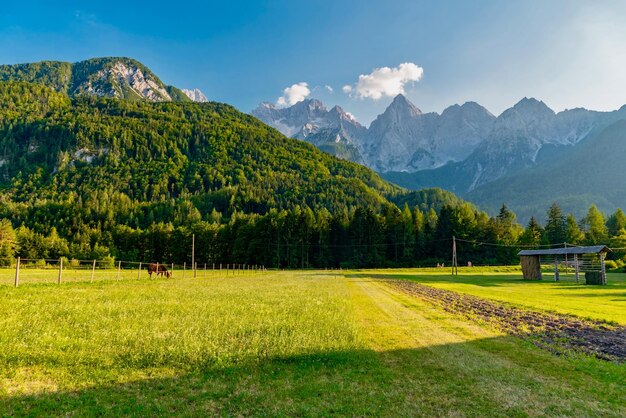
[0,269,624,416]
[356,268,626,325]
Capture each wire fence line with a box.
[0,257,268,287]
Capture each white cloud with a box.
[344,62,424,100]
[325,85,334,93]
[277,82,310,106]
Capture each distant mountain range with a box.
[253,95,626,221]
[0,57,208,103]
[252,95,494,172]
[4,56,626,222]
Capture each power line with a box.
[454,238,570,248]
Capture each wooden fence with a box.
[0,257,267,287]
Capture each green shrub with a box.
[101,256,116,269]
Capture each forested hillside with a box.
[1,81,622,269]
[0,82,465,266]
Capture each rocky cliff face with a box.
[0,57,190,102]
[182,88,208,102]
[71,59,172,101]
[363,95,495,172]
[252,99,367,162]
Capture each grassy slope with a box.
[0,271,624,415]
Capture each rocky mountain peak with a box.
[509,97,555,118]
[0,57,196,103]
[73,57,173,102]
[441,101,495,119]
[386,94,422,117]
[329,105,360,125]
[300,98,326,112]
[182,88,208,102]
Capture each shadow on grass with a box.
[2,337,624,416]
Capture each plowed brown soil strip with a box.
[386,280,626,362]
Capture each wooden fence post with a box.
[600,253,607,285]
[183,262,186,278]
[171,263,174,279]
[138,262,142,280]
[91,259,96,283]
[574,254,579,283]
[554,257,559,282]
[58,258,63,284]
[14,257,20,287]
[117,261,121,281]
[204,263,207,278]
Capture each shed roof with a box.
[518,245,610,256]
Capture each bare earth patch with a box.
[386,280,626,362]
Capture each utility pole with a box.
[452,236,458,276]
[192,233,196,278]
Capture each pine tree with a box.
[544,202,566,245]
[606,208,626,237]
[0,219,16,265]
[519,216,543,247]
[583,205,608,245]
[565,214,584,245]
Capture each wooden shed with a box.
[518,245,610,285]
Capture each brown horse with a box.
[147,263,171,278]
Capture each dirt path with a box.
[386,280,626,362]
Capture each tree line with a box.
[2,201,624,269]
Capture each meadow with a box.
[0,269,624,416]
[357,267,626,325]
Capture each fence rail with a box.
[0,258,267,287]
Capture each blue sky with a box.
[2,0,626,125]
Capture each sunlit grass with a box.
[357,269,626,325]
[0,273,358,392]
[0,270,624,416]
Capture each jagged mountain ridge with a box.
[0,57,191,102]
[364,95,495,172]
[384,98,626,195]
[252,94,496,172]
[255,93,626,220]
[252,99,367,163]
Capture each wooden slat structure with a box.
[518,245,610,285]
